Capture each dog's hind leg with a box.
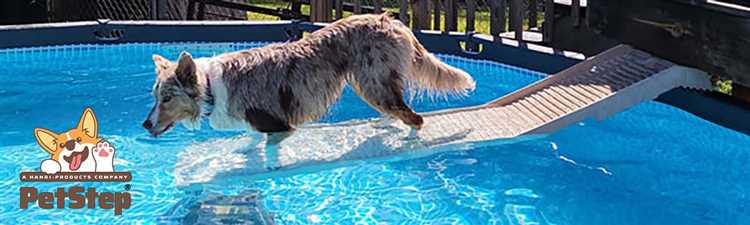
[349,69,424,129]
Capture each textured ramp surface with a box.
[174,45,711,184]
[416,45,711,143]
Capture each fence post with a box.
[186,0,196,20]
[466,0,478,51]
[445,0,457,31]
[528,0,537,28]
[432,0,441,30]
[508,0,515,30]
[466,0,476,32]
[572,0,580,27]
[511,0,524,41]
[196,2,206,20]
[149,0,158,20]
[353,0,362,14]
[292,0,302,17]
[374,0,383,14]
[311,0,319,21]
[489,0,507,37]
[585,0,590,27]
[543,0,554,43]
[413,0,430,31]
[310,0,332,22]
[335,0,343,19]
[399,0,409,24]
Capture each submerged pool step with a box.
[415,44,712,143]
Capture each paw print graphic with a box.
[93,141,116,172]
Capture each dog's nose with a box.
[142,120,153,129]
[64,140,76,150]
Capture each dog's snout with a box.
[142,120,153,129]
[64,140,76,150]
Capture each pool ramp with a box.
[416,44,712,143]
[173,45,712,184]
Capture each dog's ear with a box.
[77,107,98,139]
[176,51,197,86]
[34,128,58,155]
[152,54,171,71]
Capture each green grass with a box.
[245,1,544,35]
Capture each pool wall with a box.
[0,20,747,135]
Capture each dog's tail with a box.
[386,15,475,96]
[409,45,476,96]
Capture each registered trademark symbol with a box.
[124,184,131,191]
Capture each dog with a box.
[142,13,475,138]
[34,108,102,174]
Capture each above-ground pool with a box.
[1,42,749,224]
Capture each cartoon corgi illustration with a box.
[93,142,115,172]
[34,108,101,174]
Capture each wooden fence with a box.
[307,0,586,44]
[157,0,586,44]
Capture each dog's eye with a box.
[59,143,64,148]
[162,96,172,103]
[76,137,81,142]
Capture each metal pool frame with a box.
[0,20,748,135]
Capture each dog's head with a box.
[143,52,202,137]
[34,108,100,171]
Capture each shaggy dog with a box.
[142,13,475,137]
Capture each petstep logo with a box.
[19,107,132,216]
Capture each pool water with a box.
[0,42,749,224]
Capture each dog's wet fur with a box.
[143,13,475,137]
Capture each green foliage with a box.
[715,79,733,95]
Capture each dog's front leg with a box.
[261,131,294,171]
[266,131,293,145]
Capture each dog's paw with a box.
[41,159,61,174]
[373,117,398,129]
[265,165,281,171]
